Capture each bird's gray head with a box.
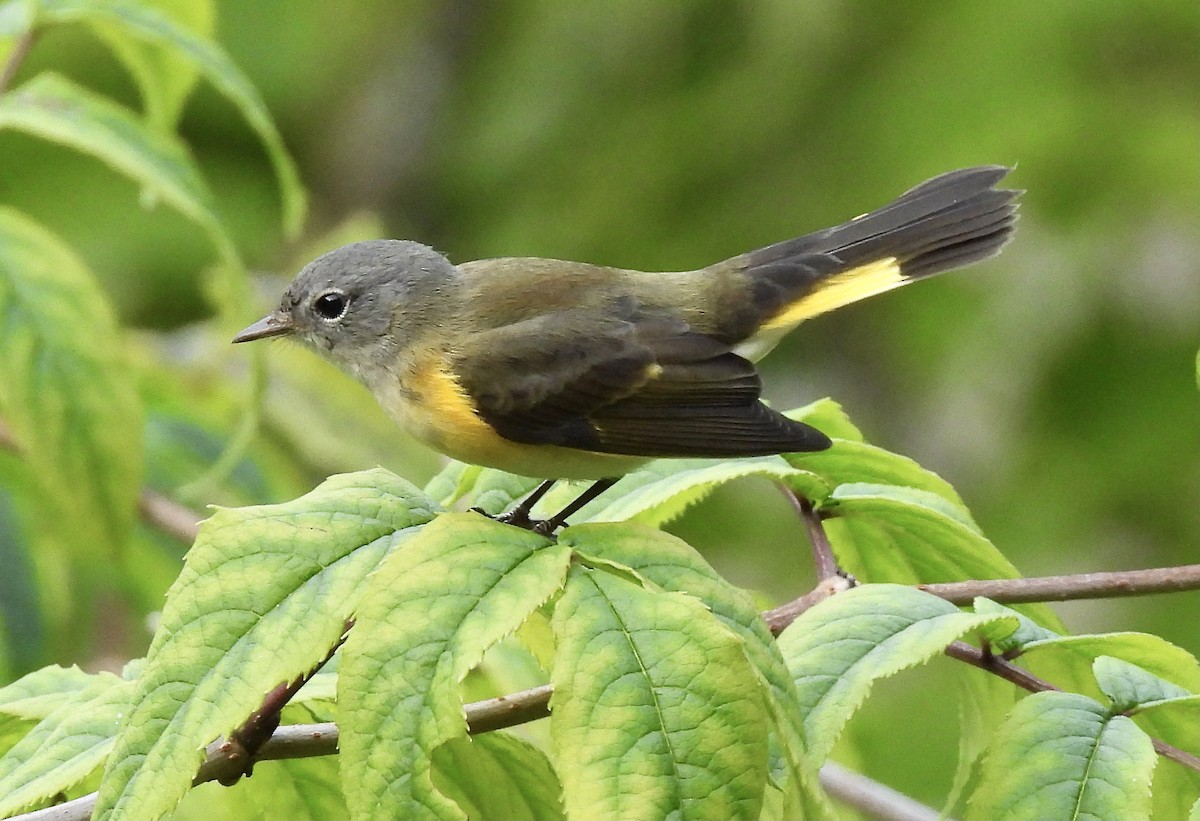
[232,239,457,382]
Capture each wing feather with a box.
[452,302,830,458]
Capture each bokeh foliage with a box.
[0,0,1197,811]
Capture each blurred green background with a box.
[2,0,1197,806]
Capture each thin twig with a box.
[763,574,853,635]
[138,490,202,543]
[819,761,946,821]
[921,565,1200,604]
[0,26,36,95]
[944,640,1061,693]
[782,488,841,580]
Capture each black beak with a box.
[232,311,295,343]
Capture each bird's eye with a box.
[313,290,349,321]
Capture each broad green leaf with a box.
[784,398,865,442]
[0,672,132,816]
[946,666,1018,818]
[432,733,565,821]
[95,469,438,820]
[819,484,1062,629]
[0,665,94,720]
[1092,657,1200,821]
[1019,632,1200,700]
[0,72,238,264]
[1191,795,1200,821]
[0,209,142,556]
[969,691,1156,821]
[39,0,306,236]
[776,583,1017,765]
[339,513,571,821]
[1007,626,1200,820]
[1094,655,1194,712]
[558,455,827,527]
[785,438,968,512]
[424,461,542,516]
[242,743,348,821]
[551,565,770,821]
[86,0,214,132]
[562,522,826,817]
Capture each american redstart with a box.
[235,166,1019,531]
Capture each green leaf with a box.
[1190,795,1200,821]
[947,666,1017,817]
[0,672,132,816]
[95,468,438,820]
[424,462,542,516]
[338,513,571,821]
[241,741,348,821]
[561,522,825,816]
[1020,632,1200,700]
[0,665,94,720]
[776,583,1017,765]
[1092,657,1200,821]
[1094,655,1195,712]
[39,0,307,236]
[0,72,238,264]
[969,691,1156,821]
[785,438,968,512]
[86,0,214,133]
[551,455,826,527]
[551,565,770,821]
[784,398,865,442]
[819,485,1062,629]
[432,733,565,821]
[0,209,142,556]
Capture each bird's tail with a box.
[734,166,1020,355]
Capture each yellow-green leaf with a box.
[339,513,571,821]
[0,209,142,555]
[969,692,1156,821]
[551,565,770,821]
[39,0,306,236]
[95,469,438,820]
[0,72,238,265]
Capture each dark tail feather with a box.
[736,167,1020,337]
[747,165,1020,278]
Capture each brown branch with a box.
[138,489,202,543]
[920,565,1200,604]
[200,621,353,787]
[0,26,36,95]
[764,574,853,636]
[782,488,841,580]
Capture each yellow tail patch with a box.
[760,256,904,332]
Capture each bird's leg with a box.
[533,478,618,537]
[492,479,557,529]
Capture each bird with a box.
[234,166,1020,533]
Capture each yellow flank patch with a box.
[410,360,500,449]
[398,358,647,479]
[760,256,904,332]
